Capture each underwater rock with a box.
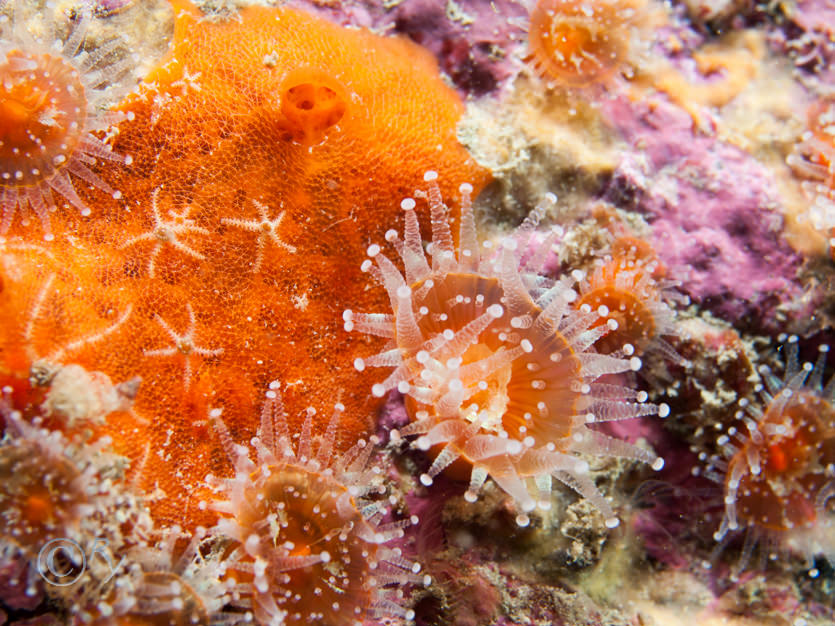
[602,96,806,332]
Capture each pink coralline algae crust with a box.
[770,0,835,79]
[410,549,502,626]
[654,6,708,61]
[282,0,378,30]
[378,393,471,534]
[793,0,835,35]
[288,0,527,96]
[383,0,527,96]
[600,97,806,332]
[593,408,714,570]
[615,423,712,569]
[7,617,63,626]
[93,0,134,14]
[377,390,411,444]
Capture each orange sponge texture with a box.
[0,0,487,529]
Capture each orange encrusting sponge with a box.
[0,0,487,530]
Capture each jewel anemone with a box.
[0,408,118,554]
[206,384,427,626]
[698,336,835,578]
[0,1,135,239]
[344,172,668,527]
[98,527,238,626]
[526,0,645,89]
[575,250,685,361]
[0,403,149,607]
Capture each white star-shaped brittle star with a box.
[171,66,202,95]
[122,188,210,277]
[222,199,296,272]
[143,303,223,390]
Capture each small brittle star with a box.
[222,199,296,272]
[121,187,210,277]
[21,266,133,364]
[170,66,203,95]
[144,303,223,390]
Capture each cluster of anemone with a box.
[344,172,670,528]
[0,399,152,614]
[0,0,136,239]
[205,383,428,626]
[0,361,244,626]
[696,336,835,578]
[96,526,240,626]
[787,100,835,252]
[4,1,832,623]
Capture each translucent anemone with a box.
[787,100,835,253]
[100,526,239,626]
[0,1,136,239]
[575,251,686,360]
[0,404,150,609]
[698,336,835,578]
[206,383,427,626]
[344,172,668,527]
[526,0,647,89]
